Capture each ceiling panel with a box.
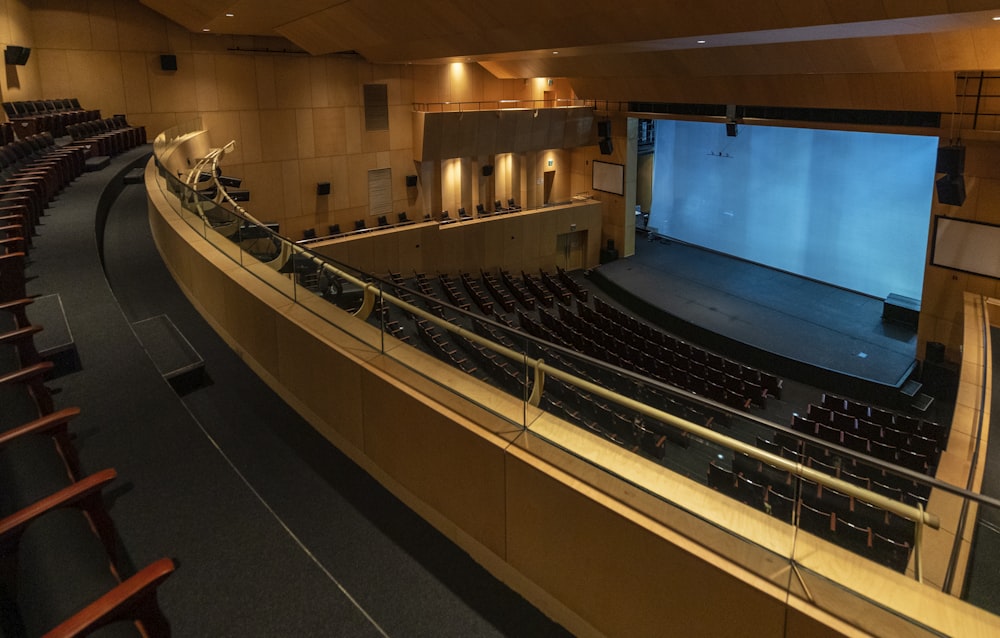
[138,0,1000,105]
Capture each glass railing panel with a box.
[517,339,800,580]
[154,162,208,238]
[369,274,533,433]
[149,121,1000,636]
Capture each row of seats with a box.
[817,392,948,447]
[760,434,927,502]
[0,132,90,240]
[2,98,100,138]
[301,212,416,242]
[561,300,769,411]
[708,459,912,572]
[792,406,940,475]
[590,296,783,399]
[1,173,175,635]
[66,117,147,158]
[299,199,524,243]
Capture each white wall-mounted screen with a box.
[647,120,938,300]
[593,160,624,195]
[932,216,1000,279]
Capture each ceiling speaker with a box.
[160,54,177,71]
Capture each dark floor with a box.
[26,148,570,637]
[592,237,921,402]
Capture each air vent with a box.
[363,84,389,131]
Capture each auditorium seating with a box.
[321,262,933,576]
[0,165,175,636]
[3,98,100,138]
[65,116,146,158]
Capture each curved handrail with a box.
[152,125,1000,595]
[942,295,992,592]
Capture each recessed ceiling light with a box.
[552,51,559,55]
[993,16,1000,20]
[697,40,707,44]
[226,13,234,17]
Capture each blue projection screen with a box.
[647,121,937,300]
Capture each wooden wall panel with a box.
[213,54,258,111]
[275,308,366,448]
[274,57,314,110]
[257,108,299,161]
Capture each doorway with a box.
[556,230,587,271]
[543,170,555,205]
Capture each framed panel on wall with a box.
[931,216,1000,279]
[593,160,624,196]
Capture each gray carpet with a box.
[26,149,570,637]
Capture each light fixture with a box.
[697,40,707,44]
[202,28,210,32]
[225,13,234,17]
[993,16,1000,20]
[552,51,559,55]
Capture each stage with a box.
[588,237,921,404]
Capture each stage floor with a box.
[591,238,919,390]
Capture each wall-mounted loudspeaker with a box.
[317,182,331,196]
[597,120,611,138]
[599,138,614,155]
[405,174,418,187]
[4,46,30,66]
[936,174,966,207]
[726,122,739,137]
[160,54,177,71]
[936,145,965,176]
[482,165,494,177]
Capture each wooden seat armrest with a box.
[43,558,177,638]
[0,214,27,224]
[0,323,43,345]
[0,360,53,385]
[0,406,81,448]
[0,297,33,312]
[0,236,26,252]
[0,468,116,540]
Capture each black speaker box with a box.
[925,341,945,364]
[5,46,30,66]
[597,120,611,138]
[160,54,177,71]
[317,182,331,196]
[726,122,739,137]
[482,165,494,177]
[936,174,966,206]
[936,145,965,176]
[599,138,613,155]
[405,174,418,187]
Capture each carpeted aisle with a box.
[28,149,569,637]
